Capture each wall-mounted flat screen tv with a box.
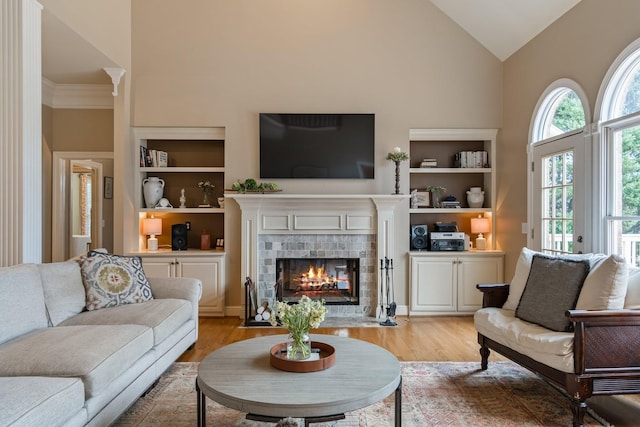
[260,113,375,179]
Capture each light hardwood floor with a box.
[178,315,507,363]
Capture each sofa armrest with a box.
[567,309,640,374]
[148,276,202,320]
[476,283,510,308]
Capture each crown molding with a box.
[42,78,113,109]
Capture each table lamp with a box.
[470,215,490,250]
[142,216,162,251]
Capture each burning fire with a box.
[294,265,348,291]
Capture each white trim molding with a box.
[42,78,113,109]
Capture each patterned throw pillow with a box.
[79,251,153,311]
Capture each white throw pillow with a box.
[575,254,628,310]
[502,248,535,311]
[624,267,640,309]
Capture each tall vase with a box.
[142,177,165,208]
[394,160,401,195]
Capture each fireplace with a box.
[276,258,359,305]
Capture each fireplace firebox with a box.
[275,258,359,305]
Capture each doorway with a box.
[52,151,114,261]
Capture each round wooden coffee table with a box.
[196,334,401,426]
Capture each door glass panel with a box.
[608,125,640,265]
[541,150,574,255]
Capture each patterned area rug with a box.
[113,362,606,427]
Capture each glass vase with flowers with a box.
[269,295,328,360]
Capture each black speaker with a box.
[411,224,429,250]
[172,224,188,250]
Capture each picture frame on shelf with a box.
[415,191,430,207]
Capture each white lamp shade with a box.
[470,217,490,234]
[142,217,162,236]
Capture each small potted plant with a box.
[197,180,215,207]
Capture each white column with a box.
[0,0,43,266]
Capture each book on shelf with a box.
[140,146,168,167]
[454,151,489,168]
[419,158,438,168]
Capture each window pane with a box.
[552,91,586,133]
[608,219,640,266]
[541,149,574,254]
[622,65,640,116]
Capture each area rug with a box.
[113,362,606,427]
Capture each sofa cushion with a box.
[0,325,153,398]
[475,307,574,373]
[516,255,589,332]
[38,261,87,326]
[80,251,153,311]
[0,376,85,427]
[576,254,628,310]
[624,267,640,309]
[0,264,48,346]
[59,298,192,346]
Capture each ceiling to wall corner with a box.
[430,0,582,61]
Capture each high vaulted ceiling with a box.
[430,0,582,61]
[41,1,583,85]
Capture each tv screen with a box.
[260,113,375,179]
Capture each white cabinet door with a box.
[410,256,456,313]
[177,256,225,317]
[457,255,504,312]
[141,257,174,278]
[140,253,226,317]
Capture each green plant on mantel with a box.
[231,178,278,193]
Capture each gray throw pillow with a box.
[515,254,589,332]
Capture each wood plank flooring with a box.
[178,315,507,363]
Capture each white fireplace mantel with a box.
[226,193,408,312]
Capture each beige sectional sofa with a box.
[0,258,201,427]
[475,248,640,427]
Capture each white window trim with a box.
[528,79,591,250]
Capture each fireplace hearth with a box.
[276,258,359,305]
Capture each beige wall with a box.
[130,0,504,308]
[45,108,115,259]
[500,0,640,279]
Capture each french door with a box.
[531,131,587,254]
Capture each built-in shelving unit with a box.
[408,128,498,246]
[408,129,503,316]
[131,127,226,316]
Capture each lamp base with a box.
[147,236,159,251]
[475,235,486,250]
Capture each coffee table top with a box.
[197,334,401,419]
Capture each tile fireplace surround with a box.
[226,194,406,318]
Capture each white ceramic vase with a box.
[466,187,484,208]
[143,177,165,208]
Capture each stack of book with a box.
[419,158,438,168]
[140,146,168,167]
[454,151,489,168]
[441,200,461,208]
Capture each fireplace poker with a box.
[379,258,385,318]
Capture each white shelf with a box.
[410,207,492,214]
[139,207,224,214]
[409,167,491,174]
[140,166,224,173]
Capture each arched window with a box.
[529,80,589,254]
[532,79,588,143]
[597,38,640,264]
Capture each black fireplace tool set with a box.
[379,257,397,326]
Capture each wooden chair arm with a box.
[476,283,510,308]
[567,309,640,373]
